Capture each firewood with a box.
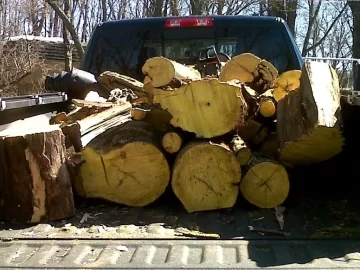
[239,155,289,209]
[161,131,183,154]
[171,141,241,213]
[153,78,248,138]
[277,61,344,165]
[0,125,75,223]
[273,70,301,102]
[259,133,279,159]
[142,107,173,132]
[131,108,147,120]
[219,53,278,93]
[238,119,268,145]
[97,71,148,98]
[142,56,201,87]
[76,121,171,207]
[259,89,276,118]
[230,135,252,166]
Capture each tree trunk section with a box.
[277,61,344,165]
[259,89,276,118]
[77,121,171,207]
[171,141,241,213]
[161,131,183,154]
[142,56,201,88]
[230,135,252,166]
[237,119,268,145]
[259,133,279,159]
[153,78,248,138]
[0,125,75,223]
[240,156,289,209]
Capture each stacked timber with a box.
[2,53,343,219]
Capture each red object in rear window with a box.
[165,18,213,28]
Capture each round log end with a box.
[162,131,182,154]
[236,149,252,166]
[172,142,241,213]
[131,108,147,120]
[240,161,289,209]
[142,57,175,87]
[259,99,276,118]
[273,70,301,102]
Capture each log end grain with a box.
[172,142,241,213]
[161,131,183,154]
[240,159,289,209]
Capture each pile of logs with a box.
[0,52,344,223]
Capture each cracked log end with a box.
[78,121,171,207]
[240,157,289,209]
[153,78,248,138]
[0,125,75,223]
[171,141,241,213]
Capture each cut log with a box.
[0,125,75,223]
[239,156,289,209]
[273,70,301,102]
[131,108,147,120]
[97,71,148,98]
[237,119,268,145]
[219,53,278,93]
[77,121,171,207]
[230,135,252,166]
[172,141,241,213]
[161,131,183,154]
[142,108,173,132]
[142,56,201,88]
[153,78,248,138]
[259,133,279,159]
[259,89,276,118]
[277,61,344,165]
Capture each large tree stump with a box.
[77,121,171,207]
[171,141,241,213]
[277,61,344,165]
[153,78,248,138]
[142,56,201,87]
[0,125,75,223]
[239,156,289,209]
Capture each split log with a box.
[171,141,241,213]
[230,135,252,166]
[259,89,276,118]
[239,156,289,209]
[97,71,148,98]
[277,61,344,165]
[0,125,75,223]
[153,78,248,138]
[273,70,301,102]
[76,121,171,207]
[161,130,183,154]
[61,102,132,152]
[142,56,201,87]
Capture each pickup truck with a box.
[0,15,360,269]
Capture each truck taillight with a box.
[165,18,213,28]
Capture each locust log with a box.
[0,125,75,223]
[77,121,171,207]
[237,119,268,145]
[277,61,344,165]
[259,133,279,159]
[259,89,276,118]
[153,78,248,138]
[239,156,289,209]
[142,56,201,87]
[230,135,252,166]
[273,70,301,102]
[171,141,241,213]
[161,130,183,154]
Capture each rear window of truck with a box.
[87,23,295,81]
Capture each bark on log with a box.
[171,141,241,213]
[161,131,183,154]
[97,71,148,98]
[230,135,252,166]
[0,125,75,223]
[153,78,248,138]
[239,156,289,209]
[277,61,344,165]
[76,121,171,207]
[142,56,201,88]
[259,133,279,159]
[259,89,276,118]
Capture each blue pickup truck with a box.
[0,15,359,269]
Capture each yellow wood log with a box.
[153,78,248,138]
[277,61,344,165]
[273,70,301,102]
[172,141,241,213]
[161,131,183,154]
[78,121,171,207]
[259,89,276,118]
[230,135,252,166]
[240,156,289,209]
[142,56,201,88]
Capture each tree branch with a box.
[45,0,84,59]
